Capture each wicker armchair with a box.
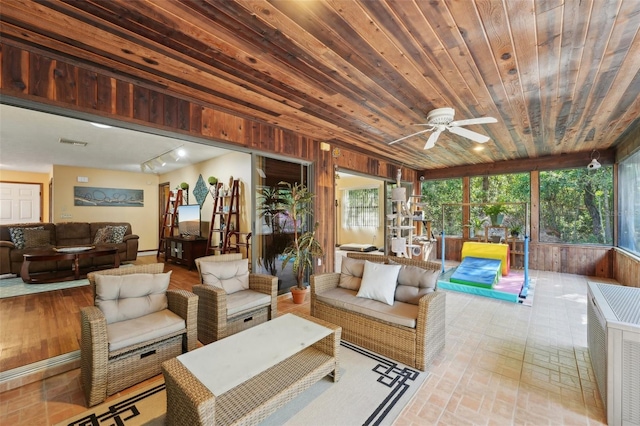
[193,254,278,344]
[80,263,198,407]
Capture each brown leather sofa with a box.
[0,222,139,276]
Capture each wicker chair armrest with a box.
[192,284,227,344]
[249,273,278,320]
[248,273,277,294]
[80,306,109,406]
[167,290,199,352]
[415,290,446,370]
[310,273,340,294]
[416,291,446,330]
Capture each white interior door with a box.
[0,183,42,224]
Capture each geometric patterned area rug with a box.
[57,341,428,426]
[0,276,89,299]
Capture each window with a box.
[619,150,640,255]
[539,167,613,244]
[470,173,530,232]
[343,188,379,227]
[421,178,463,236]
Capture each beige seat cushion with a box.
[390,262,439,305]
[95,272,171,324]
[338,256,365,290]
[226,289,271,317]
[316,287,418,328]
[200,258,250,294]
[107,309,185,351]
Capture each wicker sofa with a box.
[310,252,445,371]
[0,222,139,276]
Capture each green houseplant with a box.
[279,181,324,303]
[466,216,487,237]
[483,203,508,226]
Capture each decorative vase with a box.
[290,286,308,304]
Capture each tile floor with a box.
[0,270,614,425]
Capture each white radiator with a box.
[587,282,640,426]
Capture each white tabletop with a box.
[176,314,333,396]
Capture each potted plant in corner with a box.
[483,203,508,226]
[279,181,324,304]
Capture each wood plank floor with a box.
[0,256,199,373]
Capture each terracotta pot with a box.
[290,286,308,304]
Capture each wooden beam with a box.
[421,149,616,180]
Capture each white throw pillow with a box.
[200,258,250,294]
[338,256,366,290]
[356,261,401,305]
[95,271,171,324]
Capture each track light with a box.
[588,150,601,170]
[140,145,185,173]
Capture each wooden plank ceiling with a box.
[1,0,639,170]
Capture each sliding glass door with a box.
[253,156,310,294]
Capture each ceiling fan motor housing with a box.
[427,107,455,125]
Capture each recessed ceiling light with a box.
[473,146,485,151]
[90,122,112,129]
[176,148,186,157]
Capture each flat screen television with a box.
[177,204,201,237]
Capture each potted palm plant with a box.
[279,181,324,304]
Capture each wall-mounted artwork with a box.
[74,186,144,207]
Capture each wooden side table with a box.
[164,236,208,270]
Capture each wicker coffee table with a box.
[162,313,341,426]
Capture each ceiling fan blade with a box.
[448,125,490,143]
[424,130,441,149]
[388,128,432,145]
[449,117,497,127]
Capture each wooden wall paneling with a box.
[189,104,203,136]
[115,80,132,117]
[614,249,640,287]
[53,62,77,104]
[149,90,164,125]
[133,86,150,122]
[163,94,177,128]
[28,52,53,99]
[96,74,114,113]
[313,141,334,274]
[530,171,539,243]
[177,98,190,131]
[0,44,28,93]
[77,68,97,110]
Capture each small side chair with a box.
[193,254,277,344]
[80,263,198,406]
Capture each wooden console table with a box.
[164,236,208,270]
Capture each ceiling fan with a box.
[388,107,498,149]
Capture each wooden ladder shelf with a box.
[207,179,250,256]
[157,189,183,257]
